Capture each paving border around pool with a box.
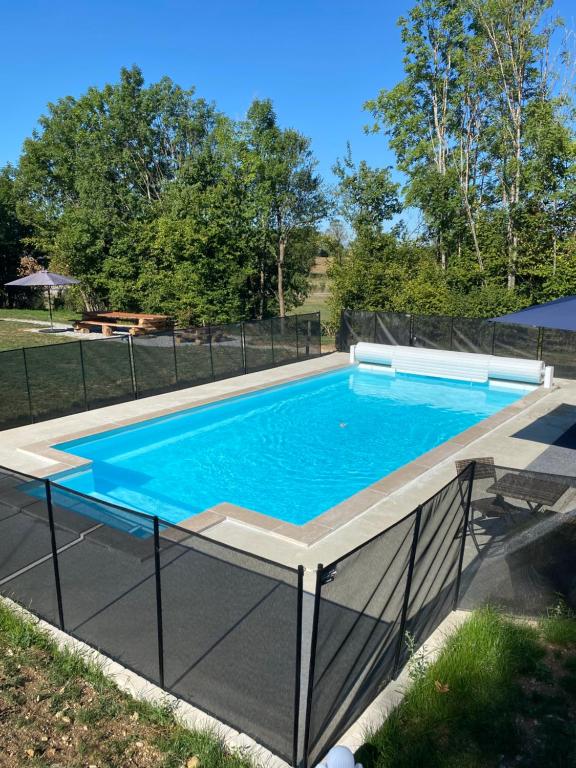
[1,351,574,566]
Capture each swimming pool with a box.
[51,366,532,526]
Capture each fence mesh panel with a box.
[458,465,576,616]
[451,318,495,354]
[306,513,416,765]
[159,522,299,762]
[48,484,161,683]
[411,314,453,350]
[209,323,244,380]
[244,319,274,373]
[174,327,214,386]
[82,336,134,409]
[297,313,321,358]
[25,342,86,421]
[132,331,177,397]
[271,315,299,365]
[0,348,31,429]
[540,328,576,378]
[402,470,472,665]
[338,310,375,351]
[0,468,59,624]
[375,312,411,346]
[492,322,539,359]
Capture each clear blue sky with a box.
[2,0,574,189]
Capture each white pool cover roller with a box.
[351,342,546,385]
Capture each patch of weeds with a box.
[540,599,576,647]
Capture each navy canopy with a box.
[5,270,79,288]
[492,295,576,332]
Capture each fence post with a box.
[490,322,496,356]
[241,322,247,374]
[153,516,165,689]
[45,481,65,630]
[373,312,378,344]
[449,317,454,351]
[537,326,544,360]
[453,462,476,610]
[295,317,300,359]
[317,312,322,356]
[128,334,138,399]
[409,314,414,346]
[78,341,89,411]
[207,325,215,381]
[302,564,323,768]
[306,320,311,357]
[171,329,179,387]
[22,347,34,424]
[270,318,276,365]
[392,505,422,677]
[292,565,304,768]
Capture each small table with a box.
[486,472,569,514]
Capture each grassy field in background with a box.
[0,321,76,351]
[0,308,81,324]
[0,601,254,768]
[359,606,576,768]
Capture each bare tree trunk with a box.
[277,237,286,318]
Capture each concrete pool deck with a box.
[1,351,575,570]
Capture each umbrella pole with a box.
[48,287,54,329]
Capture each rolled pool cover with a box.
[351,342,547,385]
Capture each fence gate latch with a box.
[321,567,337,585]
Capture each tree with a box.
[242,99,329,317]
[365,0,576,294]
[0,166,28,305]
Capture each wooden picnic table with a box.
[75,311,174,336]
[486,472,569,514]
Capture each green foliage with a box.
[12,68,324,324]
[358,607,548,768]
[335,0,576,319]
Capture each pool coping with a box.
[19,365,554,547]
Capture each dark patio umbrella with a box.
[5,270,80,329]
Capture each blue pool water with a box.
[52,367,530,525]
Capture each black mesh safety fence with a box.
[375,312,411,346]
[0,467,60,625]
[296,312,321,358]
[540,328,576,379]
[457,465,576,616]
[47,483,162,684]
[451,317,495,355]
[25,341,86,422]
[0,348,31,428]
[0,313,323,433]
[158,522,302,763]
[271,315,299,365]
[492,322,540,359]
[131,330,177,398]
[337,310,376,350]
[174,326,214,387]
[305,513,417,766]
[81,336,135,409]
[401,467,473,665]
[411,314,453,350]
[209,323,245,380]
[244,318,274,373]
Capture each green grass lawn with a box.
[0,320,75,351]
[358,606,576,768]
[0,308,81,351]
[0,307,81,324]
[0,601,254,768]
